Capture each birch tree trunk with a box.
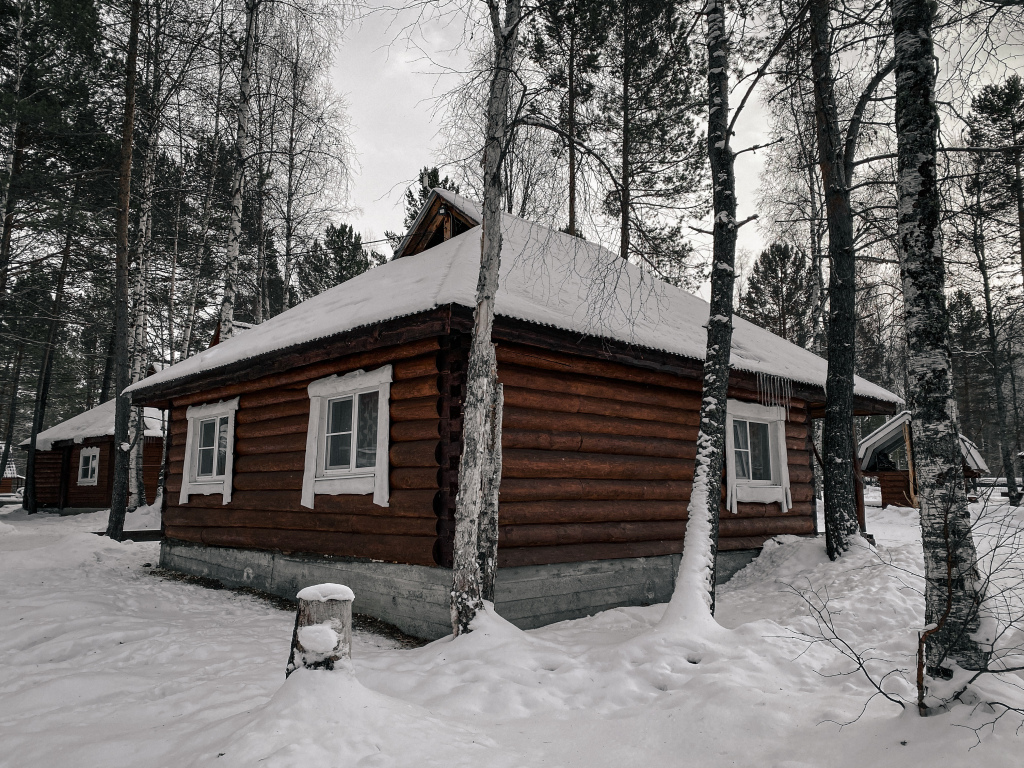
[808,0,860,558]
[219,0,258,342]
[450,0,520,636]
[106,0,142,541]
[892,0,987,671]
[663,0,735,621]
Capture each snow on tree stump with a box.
[286,583,354,677]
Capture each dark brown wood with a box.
[504,386,701,426]
[235,399,309,424]
[164,525,437,566]
[497,539,688,567]
[504,406,698,442]
[498,363,703,411]
[393,353,440,380]
[236,432,307,456]
[235,415,308,439]
[391,375,442,401]
[500,520,691,547]
[388,440,440,467]
[501,500,687,525]
[502,429,697,459]
[391,396,441,422]
[720,515,815,537]
[169,488,435,516]
[233,470,304,491]
[499,477,693,502]
[165,506,437,536]
[391,419,440,442]
[390,467,440,490]
[234,451,305,473]
[502,449,693,480]
[239,386,308,409]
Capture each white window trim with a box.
[302,366,391,509]
[179,398,239,505]
[77,446,100,486]
[725,399,792,514]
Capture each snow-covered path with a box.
[1,502,1022,767]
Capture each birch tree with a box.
[891,0,988,673]
[450,0,520,636]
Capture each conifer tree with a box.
[738,243,812,347]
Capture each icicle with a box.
[756,372,793,418]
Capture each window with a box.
[179,398,239,505]
[302,366,391,509]
[724,400,792,514]
[78,447,99,486]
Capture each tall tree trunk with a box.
[663,0,736,622]
[808,0,860,558]
[24,203,75,513]
[0,343,23,495]
[219,0,258,341]
[892,0,987,673]
[450,0,520,636]
[618,1,630,261]
[0,0,28,317]
[567,26,577,237]
[971,172,1021,505]
[106,0,142,541]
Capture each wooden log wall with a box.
[63,438,115,508]
[484,344,817,568]
[162,338,444,566]
[31,451,63,505]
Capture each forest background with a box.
[0,0,1021,490]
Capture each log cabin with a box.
[21,398,165,510]
[858,411,989,507]
[128,188,902,639]
[0,446,22,494]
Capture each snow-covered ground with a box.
[1,500,1022,768]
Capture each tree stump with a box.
[286,583,354,677]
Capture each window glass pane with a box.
[733,420,749,450]
[79,455,89,480]
[356,391,379,468]
[197,447,214,477]
[325,398,353,470]
[216,416,229,476]
[749,421,773,481]
[199,419,216,449]
[328,397,352,435]
[89,455,97,480]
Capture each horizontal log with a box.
[786,422,807,439]
[500,520,689,547]
[787,449,811,467]
[236,431,307,456]
[725,501,815,519]
[239,386,309,409]
[236,399,309,424]
[390,419,440,442]
[503,386,700,427]
[235,414,308,439]
[169,444,186,462]
[786,436,805,451]
[496,344,703,392]
[164,506,437,537]
[170,337,441,408]
[498,364,703,412]
[499,478,693,502]
[393,353,439,381]
[390,467,439,490]
[502,429,696,460]
[389,440,440,468]
[789,466,813,484]
[497,539,686,568]
[719,535,773,552]
[500,500,687,525]
[719,515,815,538]
[504,406,699,442]
[390,396,441,422]
[172,488,436,517]
[391,375,442,401]
[233,470,304,491]
[790,484,815,503]
[164,525,437,566]
[234,451,306,473]
[502,449,693,481]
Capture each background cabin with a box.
[858,410,990,507]
[21,399,166,511]
[129,189,901,639]
[0,446,22,494]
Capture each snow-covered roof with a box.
[128,188,900,405]
[21,399,165,452]
[1,446,18,478]
[858,410,989,472]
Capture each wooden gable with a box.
[394,192,478,259]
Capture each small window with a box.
[77,447,100,486]
[179,398,239,505]
[725,400,792,514]
[302,366,391,509]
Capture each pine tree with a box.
[295,223,383,300]
[738,243,812,347]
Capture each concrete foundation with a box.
[161,539,761,640]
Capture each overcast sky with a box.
[331,8,772,290]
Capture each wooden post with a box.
[851,423,867,534]
[286,584,354,677]
[902,422,919,508]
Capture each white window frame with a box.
[302,366,391,509]
[179,398,239,505]
[725,399,792,514]
[77,446,100,486]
